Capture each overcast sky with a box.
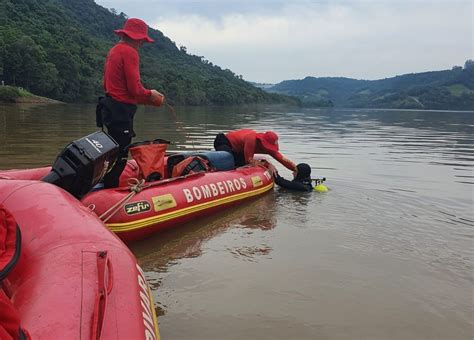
[95,0,473,83]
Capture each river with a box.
[0,103,473,339]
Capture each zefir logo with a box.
[124,201,151,215]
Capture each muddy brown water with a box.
[1,103,473,339]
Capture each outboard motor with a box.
[42,131,119,198]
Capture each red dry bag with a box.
[128,139,169,182]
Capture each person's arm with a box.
[272,152,297,171]
[137,89,165,106]
[274,173,311,191]
[123,48,152,100]
[274,173,293,187]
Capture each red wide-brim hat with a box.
[114,18,154,43]
[256,131,279,153]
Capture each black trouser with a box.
[97,96,137,188]
[102,126,133,188]
[213,133,245,166]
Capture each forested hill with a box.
[268,61,474,110]
[0,0,296,105]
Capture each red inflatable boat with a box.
[0,180,160,339]
[0,152,275,243]
[81,161,274,243]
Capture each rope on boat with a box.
[98,178,149,223]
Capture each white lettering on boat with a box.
[183,189,193,203]
[183,177,250,203]
[226,180,235,192]
[136,264,158,340]
[192,186,202,200]
[217,182,225,194]
[264,170,272,181]
[210,183,218,196]
[233,178,241,191]
[201,185,212,199]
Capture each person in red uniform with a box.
[213,129,297,171]
[97,18,164,188]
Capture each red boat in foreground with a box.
[0,179,160,339]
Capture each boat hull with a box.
[0,166,51,180]
[82,165,274,243]
[0,180,160,340]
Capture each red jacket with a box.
[225,129,296,171]
[103,42,151,104]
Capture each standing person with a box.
[97,18,164,188]
[213,129,297,171]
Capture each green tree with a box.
[0,0,298,105]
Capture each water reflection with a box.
[131,193,276,317]
[133,193,276,272]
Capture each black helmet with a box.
[295,163,311,181]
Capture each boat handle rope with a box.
[95,172,206,223]
[98,178,150,223]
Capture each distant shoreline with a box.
[0,86,62,104]
[332,107,474,113]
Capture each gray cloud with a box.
[96,0,473,83]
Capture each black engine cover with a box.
[42,131,119,198]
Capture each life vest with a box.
[171,156,211,177]
[127,139,169,182]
